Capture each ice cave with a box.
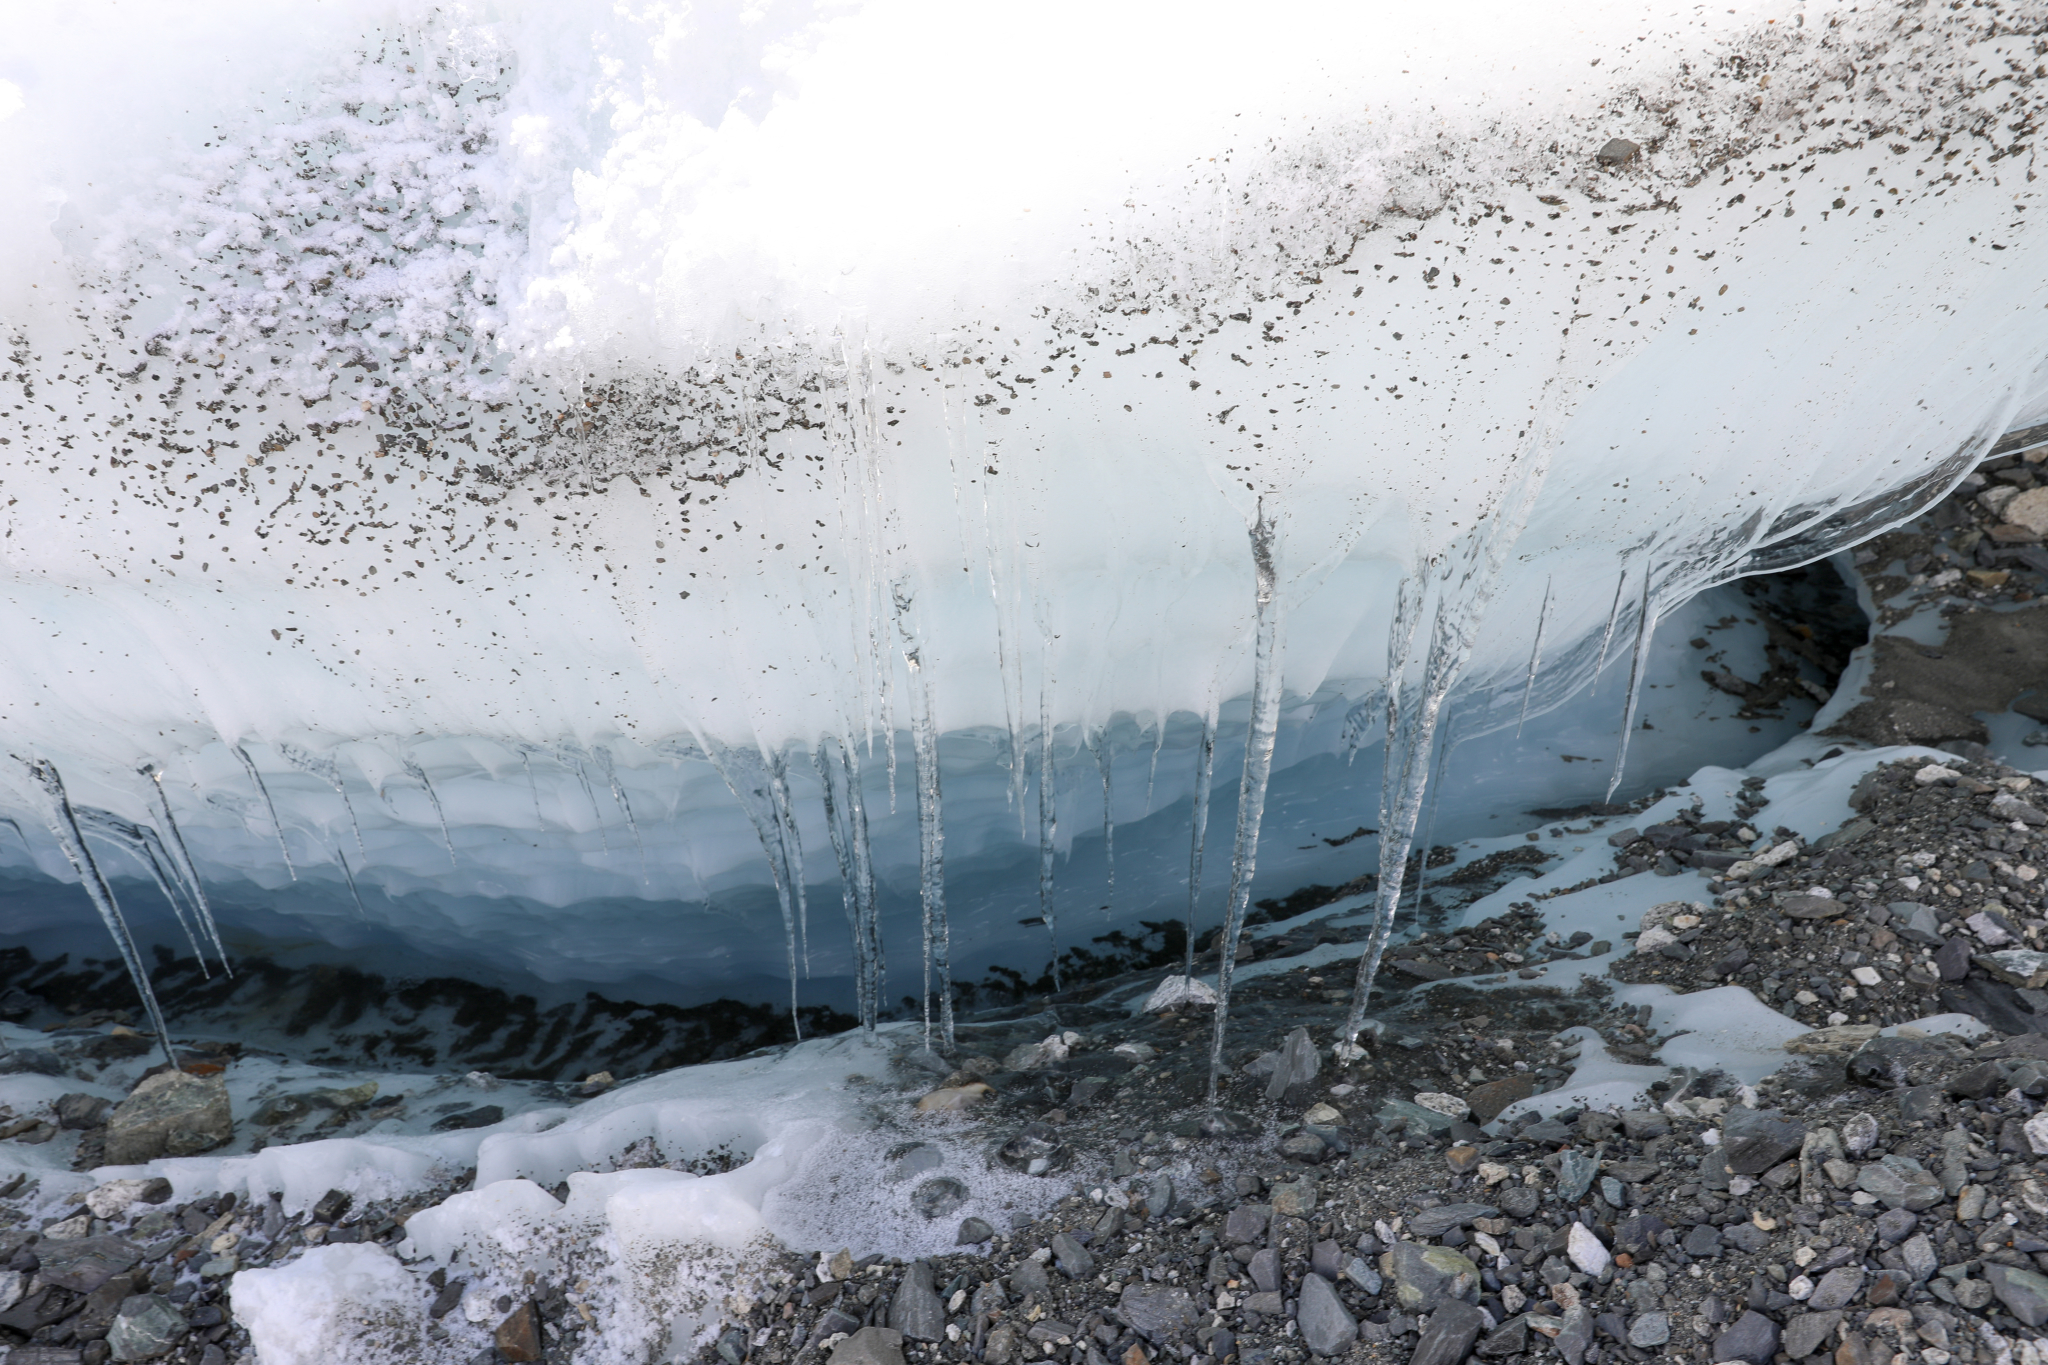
[5,2,2048,1363]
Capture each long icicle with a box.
[1093,728,1115,917]
[1184,705,1218,978]
[1606,566,1660,801]
[1516,577,1553,736]
[74,808,209,972]
[1037,687,1060,990]
[141,764,230,975]
[279,742,366,856]
[842,736,883,1020]
[815,737,874,1034]
[898,591,952,1052]
[593,747,647,881]
[26,759,176,1068]
[1595,561,1630,676]
[704,740,805,1040]
[402,757,459,870]
[1205,504,1285,1115]
[767,750,810,975]
[1408,708,1457,924]
[234,744,297,879]
[335,842,370,918]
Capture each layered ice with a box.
[3,0,2048,1035]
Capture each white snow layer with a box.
[3,0,2048,990]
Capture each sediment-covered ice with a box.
[3,0,2048,1024]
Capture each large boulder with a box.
[104,1071,231,1165]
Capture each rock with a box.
[1412,1092,1469,1119]
[956,1217,994,1245]
[1782,894,1841,920]
[1806,1266,1864,1311]
[1711,1310,1779,1365]
[1552,1305,1594,1365]
[1935,936,1973,981]
[1050,1232,1093,1279]
[1612,1214,1667,1258]
[314,1189,353,1223]
[1117,1284,1197,1342]
[1984,1262,2048,1328]
[1377,1099,1460,1135]
[1872,1208,1917,1243]
[1781,1309,1841,1359]
[1009,1259,1048,1297]
[36,1238,142,1293]
[2027,1110,2048,1155]
[1464,1076,1534,1123]
[107,1295,186,1362]
[910,1177,967,1220]
[1295,1274,1356,1357]
[1498,1186,1539,1219]
[429,1104,503,1132]
[55,1094,113,1130]
[1842,1112,1878,1155]
[1002,1033,1072,1072]
[1266,1028,1320,1101]
[887,1144,944,1182]
[1566,1223,1609,1276]
[1380,1241,1480,1314]
[1900,1234,1938,1283]
[1141,976,1217,1012]
[1269,1178,1316,1217]
[99,1070,230,1164]
[1408,1300,1486,1365]
[1627,1311,1670,1348]
[1721,1109,1806,1175]
[829,1327,907,1365]
[1406,1203,1497,1238]
[1898,904,1946,947]
[493,1302,541,1363]
[887,1261,945,1341]
[1224,1203,1270,1245]
[1248,1247,1281,1294]
[1596,137,1640,166]
[1855,1156,1943,1211]
[916,1084,992,1114]
[1476,1315,1528,1358]
[1681,1224,1721,1257]
[249,1081,378,1127]
[84,1179,173,1220]
[1784,1025,1880,1057]
[1342,1257,1380,1294]
[996,1122,1070,1176]
[1556,1149,1598,1201]
[1977,949,2048,988]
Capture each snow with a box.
[231,1243,428,1365]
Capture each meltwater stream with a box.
[3,0,2048,1099]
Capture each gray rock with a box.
[1409,1300,1486,1365]
[1618,1109,1669,1139]
[1711,1310,1779,1365]
[1377,1099,1459,1135]
[1596,138,1640,167]
[1117,1283,1197,1342]
[54,1093,112,1129]
[36,1236,142,1293]
[1310,1239,1343,1281]
[1872,1208,1918,1243]
[1842,1112,1879,1155]
[996,1123,1070,1176]
[1248,1247,1281,1293]
[1781,1309,1842,1359]
[887,1144,943,1183]
[1049,1232,1093,1280]
[1681,1224,1721,1257]
[1806,1266,1865,1311]
[910,1177,967,1220]
[107,1294,186,1362]
[1900,1233,1938,1283]
[1476,1315,1527,1358]
[1266,1027,1319,1101]
[431,1104,504,1131]
[1407,1203,1497,1238]
[956,1217,994,1246]
[1498,1186,1539,1219]
[1553,1305,1594,1365]
[829,1327,906,1365]
[1721,1109,1806,1175]
[103,1072,231,1165]
[1855,1156,1943,1211]
[1556,1150,1598,1201]
[886,1261,944,1341]
[1626,1311,1670,1348]
[1720,1223,1769,1254]
[1295,1274,1357,1357]
[1899,904,1945,947]
[1341,1257,1381,1295]
[1009,1259,1048,1297]
[1269,1178,1316,1218]
[1985,1262,2048,1328]
[1224,1203,1271,1245]
[1381,1241,1479,1314]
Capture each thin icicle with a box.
[1205,505,1286,1114]
[141,763,229,975]
[517,747,547,828]
[278,742,365,857]
[1606,568,1660,801]
[1516,577,1553,736]
[816,737,879,1034]
[704,739,805,1039]
[334,843,369,918]
[1184,706,1218,979]
[1092,729,1115,917]
[561,748,612,855]
[1145,718,1164,816]
[234,744,297,878]
[1037,687,1060,990]
[25,759,175,1068]
[898,606,952,1052]
[592,747,646,879]
[1408,711,1457,921]
[1595,562,1630,675]
[766,750,810,975]
[74,807,209,972]
[402,758,459,869]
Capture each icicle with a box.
[1595,562,1630,675]
[278,742,366,856]
[1606,568,1660,801]
[1092,729,1115,916]
[1205,505,1286,1113]
[141,763,229,975]
[898,609,952,1052]
[1184,706,1218,979]
[561,748,612,855]
[234,744,297,878]
[816,738,877,1033]
[73,807,209,972]
[842,737,883,1020]
[1516,577,1553,736]
[766,749,810,975]
[592,747,646,879]
[704,739,805,1039]
[402,757,459,870]
[1037,687,1060,990]
[517,747,547,828]
[334,843,369,918]
[1145,717,1164,816]
[1408,710,1457,921]
[24,759,175,1068]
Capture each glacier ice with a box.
[1,0,2047,1057]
